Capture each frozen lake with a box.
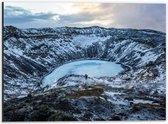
[42,60,124,86]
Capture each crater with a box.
[42,60,124,86]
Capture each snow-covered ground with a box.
[72,35,111,48]
[3,26,166,120]
[3,26,165,101]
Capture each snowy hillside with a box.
[3,26,166,120]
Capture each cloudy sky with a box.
[4,2,166,32]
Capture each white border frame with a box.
[0,0,167,123]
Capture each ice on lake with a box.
[42,60,124,86]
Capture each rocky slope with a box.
[3,81,166,121]
[3,26,166,121]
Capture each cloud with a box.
[4,3,166,32]
[54,4,115,27]
[108,4,166,32]
[58,3,166,32]
[4,6,59,26]
[69,3,166,31]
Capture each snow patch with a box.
[72,35,111,48]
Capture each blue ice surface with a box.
[42,60,124,86]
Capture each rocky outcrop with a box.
[3,81,166,121]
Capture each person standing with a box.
[85,74,88,80]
